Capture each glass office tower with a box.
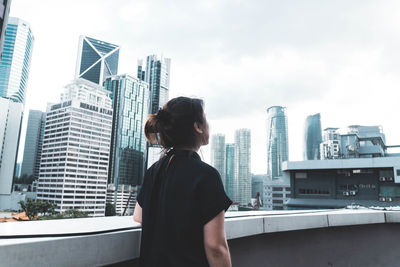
[304,113,322,160]
[144,55,171,114]
[266,106,288,179]
[103,74,150,186]
[0,17,34,104]
[0,0,12,57]
[75,36,119,85]
[21,110,46,179]
[225,143,235,201]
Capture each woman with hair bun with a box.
[133,96,232,267]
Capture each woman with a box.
[133,96,233,267]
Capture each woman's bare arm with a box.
[203,210,232,267]
[133,202,142,224]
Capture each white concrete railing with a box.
[1,209,399,267]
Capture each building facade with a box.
[285,126,400,209]
[75,36,119,85]
[284,157,400,209]
[103,74,149,187]
[266,106,288,179]
[225,143,235,201]
[0,0,12,57]
[20,110,46,179]
[144,55,171,114]
[0,97,23,198]
[320,125,387,160]
[211,134,226,188]
[235,129,251,205]
[263,176,291,210]
[0,17,34,104]
[37,79,113,216]
[304,113,322,160]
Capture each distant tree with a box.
[62,209,90,218]
[105,203,116,216]
[19,199,39,220]
[19,199,57,220]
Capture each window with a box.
[295,172,307,179]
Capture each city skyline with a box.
[10,0,400,174]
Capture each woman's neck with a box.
[174,146,200,152]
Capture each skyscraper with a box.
[211,134,226,188]
[235,128,251,205]
[144,55,171,114]
[75,36,120,85]
[103,74,149,187]
[21,110,46,179]
[37,79,113,216]
[0,0,12,57]
[266,106,289,179]
[304,113,322,160]
[225,143,235,201]
[0,98,23,197]
[0,17,34,104]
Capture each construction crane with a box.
[122,189,135,216]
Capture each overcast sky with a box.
[11,0,400,174]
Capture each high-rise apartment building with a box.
[235,129,251,205]
[103,74,149,187]
[225,143,235,201]
[0,97,23,199]
[37,79,113,216]
[75,36,119,85]
[20,110,46,179]
[143,55,171,114]
[266,106,289,179]
[211,134,226,188]
[304,113,322,160]
[0,0,12,57]
[0,17,34,104]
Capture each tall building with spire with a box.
[304,113,322,160]
[75,36,119,85]
[235,129,251,205]
[266,106,288,179]
[0,17,34,104]
[211,134,226,188]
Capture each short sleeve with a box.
[199,169,233,225]
[137,167,153,207]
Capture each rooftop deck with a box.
[1,209,400,266]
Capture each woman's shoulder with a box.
[191,159,221,180]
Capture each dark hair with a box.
[145,97,205,149]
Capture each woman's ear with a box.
[194,122,203,134]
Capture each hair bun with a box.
[156,108,171,122]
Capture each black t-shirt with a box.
[137,149,232,267]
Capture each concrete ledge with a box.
[225,216,264,239]
[327,210,385,227]
[264,213,328,233]
[0,229,141,267]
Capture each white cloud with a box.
[10,0,400,172]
